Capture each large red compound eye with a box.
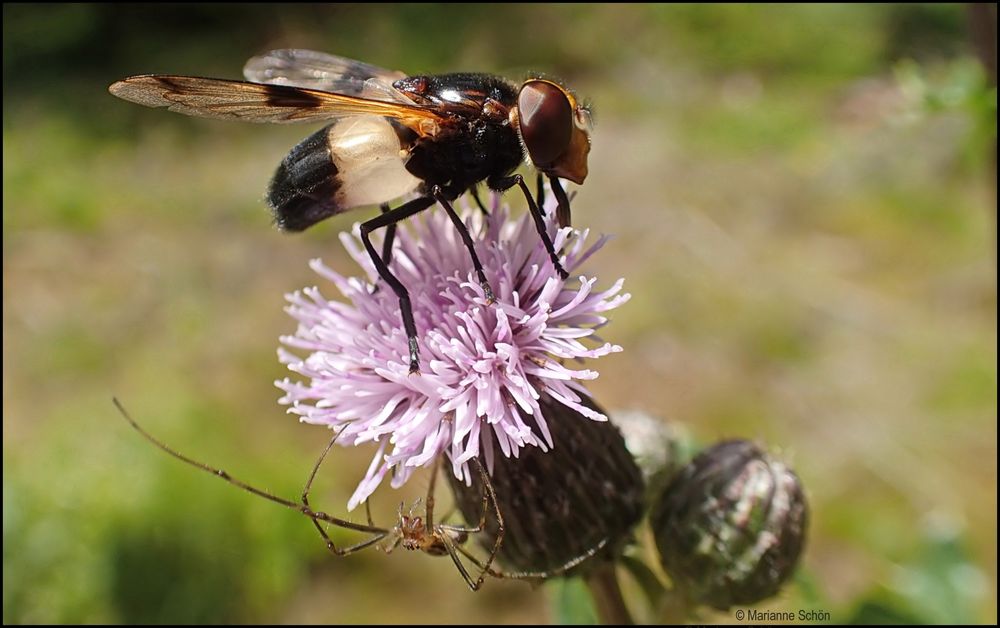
[517,80,573,167]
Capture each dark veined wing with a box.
[108,75,443,132]
[243,49,411,104]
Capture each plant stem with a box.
[659,587,692,624]
[584,563,634,625]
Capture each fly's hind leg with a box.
[369,203,399,295]
[359,196,436,373]
[379,203,398,266]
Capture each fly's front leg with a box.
[469,187,489,215]
[493,174,569,279]
[431,186,496,304]
[549,176,572,229]
[360,196,436,373]
[535,172,546,211]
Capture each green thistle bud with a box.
[614,409,686,502]
[446,394,645,576]
[649,439,808,610]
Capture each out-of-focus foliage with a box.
[845,525,988,625]
[4,4,995,624]
[549,578,599,625]
[895,57,997,168]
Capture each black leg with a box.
[535,172,546,211]
[360,196,436,373]
[369,203,398,295]
[494,175,569,280]
[431,186,496,304]
[379,203,398,267]
[549,176,572,229]
[469,187,489,215]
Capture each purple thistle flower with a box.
[275,193,629,511]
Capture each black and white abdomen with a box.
[268,117,421,232]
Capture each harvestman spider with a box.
[113,399,606,590]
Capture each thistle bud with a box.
[649,439,808,610]
[613,409,686,501]
[446,394,645,576]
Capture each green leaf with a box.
[846,599,926,625]
[549,577,599,625]
[844,530,988,624]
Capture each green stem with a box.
[584,563,634,625]
[660,587,692,624]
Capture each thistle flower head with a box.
[447,394,646,575]
[276,193,629,510]
[649,439,809,610]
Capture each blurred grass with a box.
[3,3,996,624]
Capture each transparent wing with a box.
[243,49,411,104]
[109,75,442,132]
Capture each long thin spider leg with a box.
[301,432,344,553]
[298,430,388,556]
[436,480,488,534]
[455,537,609,581]
[469,458,504,590]
[549,175,572,229]
[436,505,458,525]
[381,531,403,555]
[113,398,387,536]
[437,458,493,534]
[431,186,496,304]
[493,174,569,279]
[431,459,500,590]
[325,530,391,556]
[440,531,484,591]
[359,196,436,374]
[425,457,440,528]
[302,430,342,506]
[436,516,486,534]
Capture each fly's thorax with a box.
[403,116,524,191]
[393,73,519,115]
[388,72,525,191]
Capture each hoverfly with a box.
[109,49,593,373]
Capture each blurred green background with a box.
[3,3,996,624]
